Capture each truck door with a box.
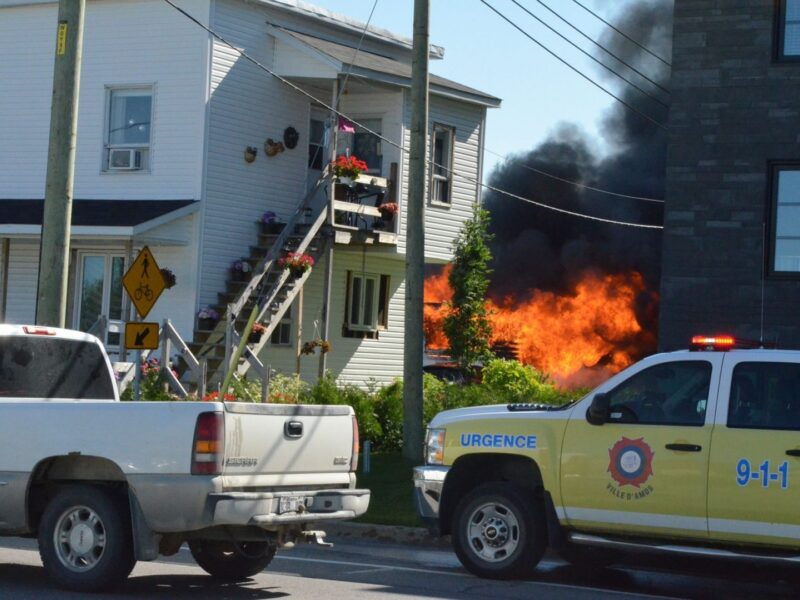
[560,356,722,540]
[708,356,800,549]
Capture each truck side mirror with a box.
[587,392,609,426]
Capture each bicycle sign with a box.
[122,246,166,318]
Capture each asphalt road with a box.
[1,535,799,599]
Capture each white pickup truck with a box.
[0,325,369,591]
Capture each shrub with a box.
[268,373,308,404]
[120,357,180,401]
[481,358,561,405]
[301,373,382,445]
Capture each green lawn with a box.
[355,453,422,527]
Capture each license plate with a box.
[278,495,305,514]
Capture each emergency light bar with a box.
[690,335,767,351]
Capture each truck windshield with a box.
[0,337,115,399]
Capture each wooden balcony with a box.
[332,174,398,246]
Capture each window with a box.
[768,164,800,274]
[728,362,800,430]
[337,118,382,175]
[105,86,153,171]
[430,124,454,204]
[345,271,390,334]
[270,306,293,346]
[603,361,712,426]
[0,338,115,399]
[778,0,800,59]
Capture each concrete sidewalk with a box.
[323,521,451,548]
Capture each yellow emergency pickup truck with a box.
[414,335,800,578]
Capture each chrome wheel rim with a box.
[53,505,106,572]
[465,500,520,563]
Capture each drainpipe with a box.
[318,78,339,380]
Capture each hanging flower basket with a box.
[248,322,267,344]
[378,202,399,217]
[278,252,315,277]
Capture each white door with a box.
[74,253,125,347]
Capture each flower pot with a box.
[248,332,263,344]
[261,221,285,235]
[198,317,217,331]
[290,267,307,279]
[336,176,354,187]
[231,269,250,282]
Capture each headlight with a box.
[425,428,446,465]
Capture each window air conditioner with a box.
[108,148,142,170]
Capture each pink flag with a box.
[338,116,355,133]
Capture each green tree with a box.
[443,205,494,372]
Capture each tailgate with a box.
[221,403,355,479]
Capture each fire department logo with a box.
[608,437,654,488]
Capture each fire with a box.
[423,266,657,388]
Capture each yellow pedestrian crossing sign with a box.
[122,246,166,318]
[125,322,159,350]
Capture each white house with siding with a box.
[0,0,499,387]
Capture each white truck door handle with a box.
[285,420,303,438]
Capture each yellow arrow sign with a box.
[122,246,166,318]
[125,322,159,350]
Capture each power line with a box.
[483,147,664,203]
[569,0,671,67]
[530,0,670,97]
[161,0,662,230]
[481,180,663,229]
[509,0,668,109]
[479,0,667,131]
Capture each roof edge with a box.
[251,0,445,59]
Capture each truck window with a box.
[728,362,800,430]
[605,361,712,426]
[0,337,115,400]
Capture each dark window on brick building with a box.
[777,0,800,60]
[768,164,800,275]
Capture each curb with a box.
[322,521,451,548]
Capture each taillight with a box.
[350,415,360,472]
[191,412,224,475]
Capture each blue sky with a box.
[307,0,633,177]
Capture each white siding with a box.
[260,249,406,388]
[0,0,210,200]
[200,0,312,306]
[4,240,40,324]
[401,93,486,262]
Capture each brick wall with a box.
[659,0,800,349]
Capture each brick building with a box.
[659,0,800,349]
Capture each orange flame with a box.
[423,266,657,389]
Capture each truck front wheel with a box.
[189,540,276,580]
[38,485,136,592]
[452,482,545,579]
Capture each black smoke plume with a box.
[482,0,672,342]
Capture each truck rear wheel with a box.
[38,485,136,592]
[189,540,276,580]
[452,482,545,579]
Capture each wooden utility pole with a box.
[36,0,85,326]
[403,0,429,463]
